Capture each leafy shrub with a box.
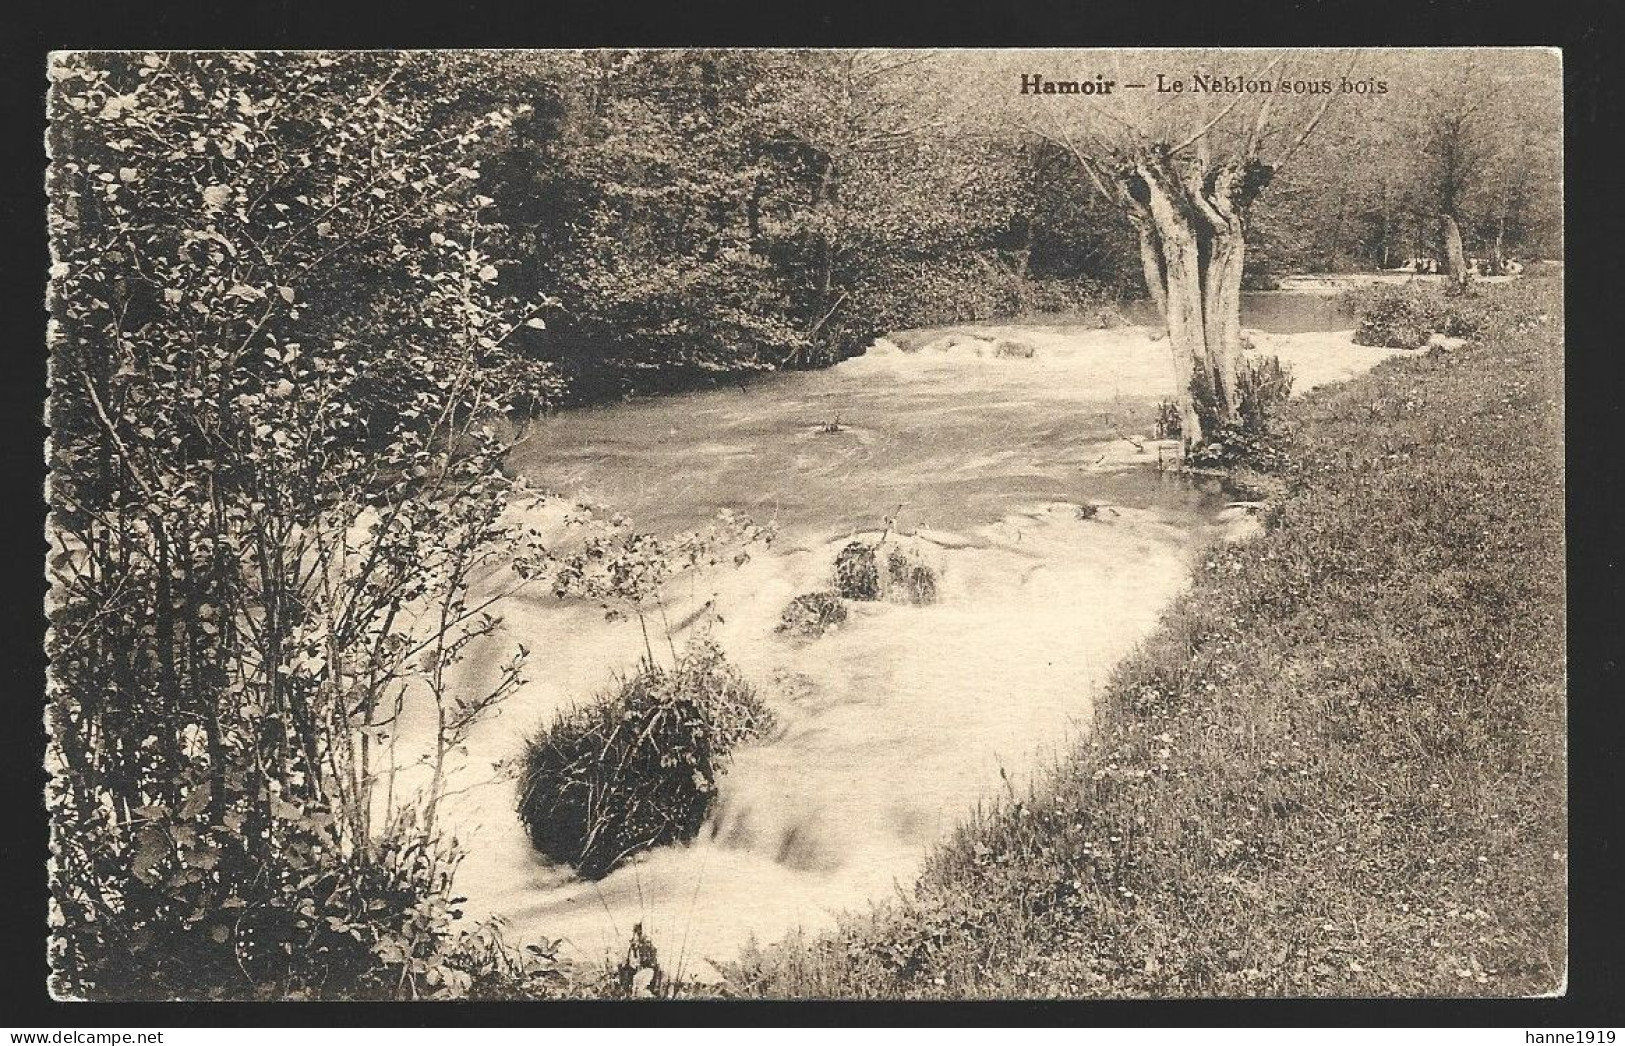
[45,51,563,1000]
[1348,285,1440,348]
[1188,356,1295,471]
[777,591,849,638]
[1235,354,1295,433]
[517,639,774,879]
[1013,279,1129,325]
[1344,284,1493,349]
[50,792,567,1001]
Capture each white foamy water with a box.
[391,318,1397,980]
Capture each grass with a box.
[722,274,1566,998]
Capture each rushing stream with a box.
[416,295,1384,980]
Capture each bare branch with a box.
[1244,75,1279,157]
[1171,55,1284,155]
[1027,106,1123,208]
[1273,50,1362,173]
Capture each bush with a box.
[1344,284,1495,350]
[1348,285,1440,348]
[45,52,565,1000]
[1188,356,1295,471]
[49,797,567,1000]
[517,639,774,879]
[1235,354,1294,433]
[777,591,849,638]
[1014,279,1129,325]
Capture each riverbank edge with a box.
[720,274,1566,999]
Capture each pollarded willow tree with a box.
[1404,49,1563,287]
[956,49,1363,448]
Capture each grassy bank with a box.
[724,276,1566,998]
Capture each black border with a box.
[4,0,1620,1029]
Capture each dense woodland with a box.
[45,49,1562,1000]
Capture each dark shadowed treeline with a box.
[460,50,1142,401]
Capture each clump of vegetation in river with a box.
[834,542,883,600]
[832,539,940,606]
[777,592,850,638]
[993,338,1037,359]
[517,638,775,880]
[726,274,1565,999]
[885,547,940,604]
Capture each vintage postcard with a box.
[43,47,1565,1001]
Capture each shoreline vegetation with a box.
[720,273,1566,999]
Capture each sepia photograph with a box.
[42,46,1567,1003]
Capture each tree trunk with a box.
[1128,214,1168,317]
[1204,226,1245,419]
[1199,162,1250,422]
[1112,150,1263,451]
[1134,161,1211,448]
[1441,212,1469,291]
[1064,141,1280,456]
[1377,194,1392,269]
[1490,214,1506,275]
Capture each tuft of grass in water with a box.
[993,338,1037,359]
[834,542,882,601]
[517,638,775,880]
[885,547,939,605]
[723,274,1566,999]
[777,591,849,638]
[833,539,939,605]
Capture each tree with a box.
[1020,55,1352,441]
[507,50,822,382]
[746,49,1007,360]
[46,50,563,998]
[1396,50,1561,285]
[1224,50,1561,282]
[951,50,1356,448]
